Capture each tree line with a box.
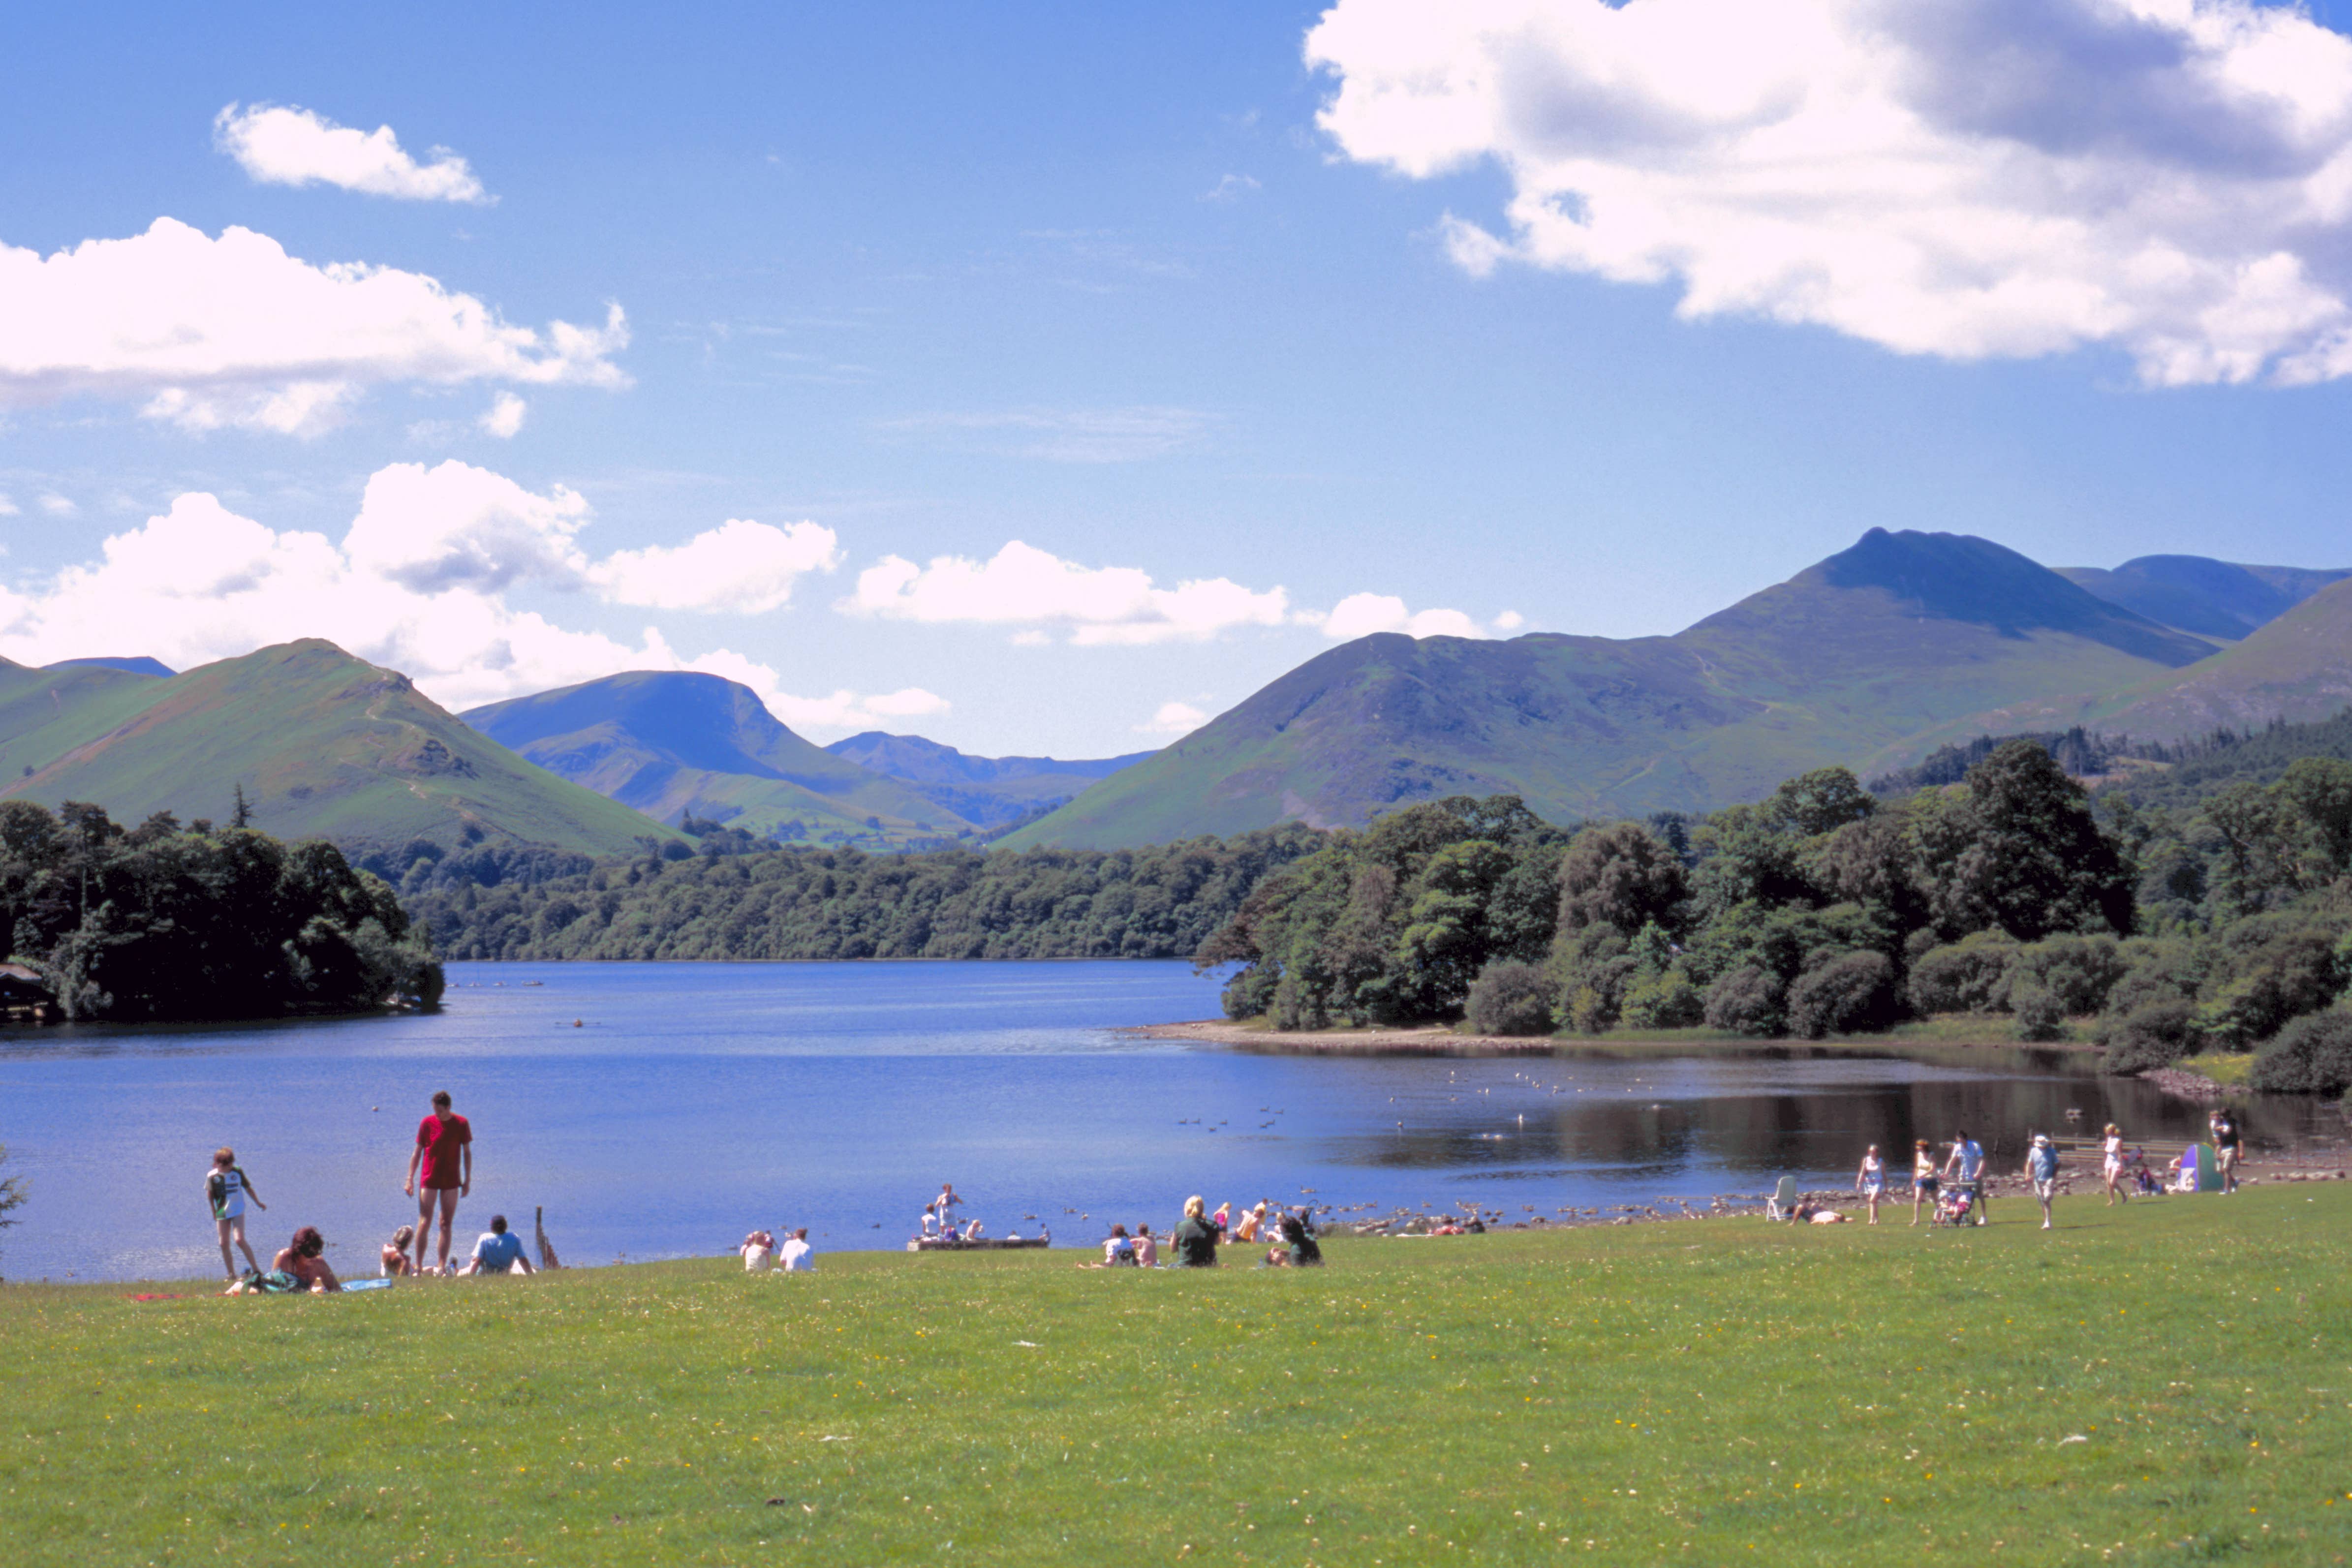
[0,801,442,1022]
[1196,740,2352,1096]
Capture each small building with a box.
[0,961,57,1019]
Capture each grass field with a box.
[5,1187,2350,1566]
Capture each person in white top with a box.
[206,1146,266,1280]
[779,1228,815,1272]
[2101,1124,2129,1207]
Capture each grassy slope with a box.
[0,642,672,855]
[5,1186,2348,1566]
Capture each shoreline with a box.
[1129,1017,2101,1062]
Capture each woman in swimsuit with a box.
[2102,1123,2128,1206]
[1855,1145,1886,1225]
[1910,1140,1939,1227]
[274,1226,342,1293]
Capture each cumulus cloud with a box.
[878,406,1215,462]
[1308,0,2352,385]
[215,103,489,203]
[686,646,950,733]
[846,541,1292,646]
[588,518,843,615]
[1307,592,1522,640]
[0,218,627,433]
[0,465,870,723]
[480,392,527,438]
[1138,700,1211,735]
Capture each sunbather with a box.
[273,1226,342,1292]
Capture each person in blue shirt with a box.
[1943,1129,1989,1225]
[2024,1134,2063,1229]
[459,1214,536,1276]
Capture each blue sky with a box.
[5,1,2352,756]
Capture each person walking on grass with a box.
[1944,1128,1989,1225]
[2210,1107,2242,1194]
[206,1147,266,1280]
[1855,1144,1886,1225]
[2025,1134,2062,1230]
[1910,1140,1940,1227]
[403,1090,473,1274]
[2101,1122,2128,1207]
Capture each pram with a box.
[1932,1184,1978,1227]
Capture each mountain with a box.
[0,640,668,855]
[462,671,973,845]
[2057,556,2350,642]
[47,655,176,678]
[822,732,1154,829]
[1003,529,2220,849]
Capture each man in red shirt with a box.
[402,1090,472,1275]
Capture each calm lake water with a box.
[1,961,2343,1283]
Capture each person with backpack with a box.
[2025,1134,2062,1229]
[206,1147,267,1281]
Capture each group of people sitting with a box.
[739,1228,816,1272]
[210,1143,536,1296]
[917,1182,988,1242]
[1083,1195,1323,1269]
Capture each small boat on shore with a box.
[905,1236,1051,1253]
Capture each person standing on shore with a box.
[1944,1128,1989,1225]
[403,1090,472,1274]
[2209,1107,2242,1194]
[206,1147,266,1280]
[2101,1123,2128,1207]
[1910,1140,1939,1227]
[2025,1135,2061,1229]
[1855,1145,1886,1225]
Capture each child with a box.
[206,1147,267,1281]
[382,1225,417,1277]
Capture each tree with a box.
[1557,822,1687,936]
[2276,757,2352,883]
[230,783,253,830]
[1765,767,1877,838]
[1929,741,2134,941]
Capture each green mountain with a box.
[822,731,1154,829]
[2056,556,2350,642]
[1004,529,2220,848]
[0,640,669,855]
[462,671,973,845]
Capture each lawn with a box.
[5,1187,2350,1567]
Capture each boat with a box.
[905,1235,1051,1253]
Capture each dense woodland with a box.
[1199,740,2352,1096]
[0,801,442,1021]
[401,825,1325,961]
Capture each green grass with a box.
[2197,1053,2259,1088]
[7,1188,2351,1566]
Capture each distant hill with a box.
[1004,529,2220,848]
[823,732,1154,829]
[2057,556,2350,642]
[463,671,975,846]
[0,641,667,856]
[46,655,176,678]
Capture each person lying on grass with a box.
[274,1226,342,1292]
[1790,1199,1848,1225]
[458,1214,537,1277]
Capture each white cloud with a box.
[0,466,871,722]
[682,647,948,735]
[1308,0,2352,385]
[1201,174,1263,202]
[1309,592,1516,641]
[845,540,1290,646]
[215,103,489,203]
[480,392,527,438]
[36,493,76,517]
[0,494,16,516]
[0,218,627,434]
[878,406,1215,462]
[588,518,842,614]
[1139,700,1211,735]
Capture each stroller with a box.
[1932,1184,1978,1227]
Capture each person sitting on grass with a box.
[1233,1203,1266,1244]
[273,1226,342,1292]
[1173,1196,1219,1267]
[458,1214,537,1277]
[1280,1211,1324,1265]
[1132,1224,1158,1267]
[779,1228,815,1272]
[381,1225,417,1277]
[741,1229,778,1272]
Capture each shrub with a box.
[2011,981,2068,1042]
[2249,1011,2352,1097]
[1622,969,1705,1029]
[1704,965,1784,1037]
[1566,983,1619,1036]
[1786,951,1898,1039]
[2007,934,2127,1017]
[1465,960,1555,1037]
[2102,1000,2201,1076]
[1906,933,2018,1015]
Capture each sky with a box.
[6,0,2352,757]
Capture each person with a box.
[779,1228,815,1272]
[403,1090,473,1275]
[2101,1123,2128,1207]
[1104,1224,1136,1266]
[1279,1211,1324,1265]
[2025,1134,2062,1230]
[273,1225,342,1292]
[931,1183,963,1234]
[1132,1223,1159,1267]
[1854,1145,1886,1225]
[1173,1195,1219,1267]
[1233,1203,1265,1244]
[205,1147,267,1281]
[381,1225,417,1277]
[1211,1201,1232,1240]
[1910,1140,1939,1227]
[1943,1128,1989,1226]
[2210,1107,2242,1194]
[458,1214,536,1277]
[741,1229,778,1272]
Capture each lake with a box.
[1,961,2342,1283]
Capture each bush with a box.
[1565,983,1619,1036]
[1704,965,1784,1037]
[1465,960,1555,1037]
[2008,934,2127,1017]
[1906,933,2018,1015]
[1622,969,1705,1029]
[2102,1000,2201,1075]
[2011,982,2068,1042]
[2249,1011,2352,1096]
[1786,951,1898,1039]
